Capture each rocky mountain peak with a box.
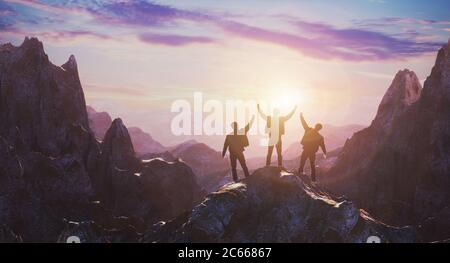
[61,54,78,77]
[0,37,90,156]
[102,118,138,170]
[19,36,48,63]
[421,39,450,104]
[372,69,422,131]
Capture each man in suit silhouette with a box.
[298,112,326,182]
[222,116,254,182]
[258,104,297,167]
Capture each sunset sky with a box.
[1,0,449,150]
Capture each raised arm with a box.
[222,137,229,157]
[284,105,297,121]
[257,104,267,120]
[244,115,255,133]
[300,112,310,130]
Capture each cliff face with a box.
[0,37,92,158]
[324,41,450,240]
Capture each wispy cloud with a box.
[1,0,446,61]
[139,33,216,46]
[354,17,450,28]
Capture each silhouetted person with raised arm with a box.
[298,112,326,182]
[258,104,297,167]
[222,116,255,182]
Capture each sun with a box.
[269,84,308,112]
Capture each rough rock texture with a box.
[0,37,94,158]
[0,225,22,243]
[110,158,204,224]
[0,38,100,241]
[57,221,140,243]
[97,118,204,225]
[324,41,450,240]
[0,38,203,242]
[143,167,416,243]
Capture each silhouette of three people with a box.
[222,105,326,183]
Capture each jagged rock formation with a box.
[324,41,450,241]
[0,37,94,158]
[0,38,99,241]
[0,38,203,242]
[143,167,416,243]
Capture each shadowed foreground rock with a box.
[143,167,416,243]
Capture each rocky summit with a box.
[143,167,415,243]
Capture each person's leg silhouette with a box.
[230,154,238,182]
[237,152,250,178]
[309,152,316,182]
[276,140,282,167]
[299,150,308,174]
[266,145,274,166]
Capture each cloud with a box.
[90,0,210,27]
[2,0,445,61]
[354,17,450,28]
[216,19,442,61]
[39,30,112,42]
[139,33,216,46]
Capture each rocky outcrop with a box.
[0,38,101,241]
[0,38,203,242]
[324,41,450,239]
[143,167,416,243]
[97,118,204,225]
[0,37,94,158]
[113,158,204,224]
